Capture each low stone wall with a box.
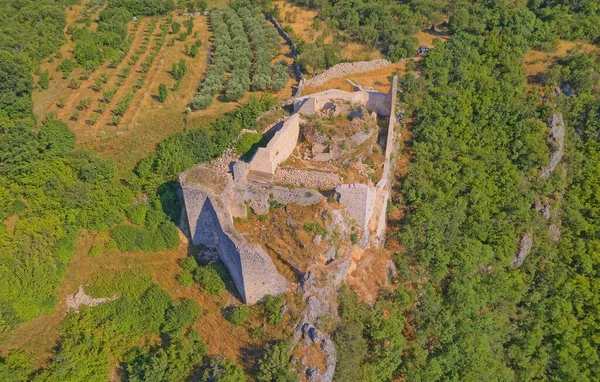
[249,113,300,175]
[180,173,287,304]
[305,59,393,88]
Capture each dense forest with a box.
[1,0,600,380]
[288,0,600,60]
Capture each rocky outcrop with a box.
[66,286,119,312]
[540,110,566,180]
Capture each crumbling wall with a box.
[180,174,287,304]
[294,89,390,116]
[335,76,398,247]
[249,113,300,176]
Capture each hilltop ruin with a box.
[180,77,398,304]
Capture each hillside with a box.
[1,0,600,381]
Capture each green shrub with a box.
[89,245,103,258]
[177,271,194,286]
[157,222,179,248]
[256,342,297,382]
[194,266,226,296]
[263,294,285,325]
[105,239,118,253]
[162,299,201,333]
[110,224,141,252]
[234,132,262,155]
[145,208,165,230]
[303,222,327,237]
[158,83,168,102]
[126,202,150,224]
[227,305,249,326]
[136,229,164,251]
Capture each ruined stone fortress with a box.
[180,77,398,304]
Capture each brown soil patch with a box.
[414,28,450,47]
[524,40,599,77]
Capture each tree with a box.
[38,116,76,155]
[172,21,181,34]
[256,342,298,382]
[158,83,168,102]
[38,70,50,90]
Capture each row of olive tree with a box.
[190,9,230,110]
[237,8,288,92]
[222,8,252,101]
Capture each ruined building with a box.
[180,77,398,304]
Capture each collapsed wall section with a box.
[180,173,287,304]
[294,89,390,116]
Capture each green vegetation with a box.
[256,341,297,382]
[194,265,227,296]
[227,305,249,326]
[191,7,284,110]
[234,132,262,155]
[303,221,327,237]
[158,83,169,102]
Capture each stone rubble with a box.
[66,285,119,312]
[274,168,343,189]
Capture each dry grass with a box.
[0,227,297,373]
[305,62,407,94]
[524,40,599,77]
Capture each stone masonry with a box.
[179,76,398,304]
[180,169,287,304]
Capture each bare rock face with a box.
[66,286,119,312]
[512,233,533,268]
[540,111,566,180]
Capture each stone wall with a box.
[305,59,393,88]
[334,76,398,247]
[294,89,391,116]
[248,113,300,176]
[180,173,287,304]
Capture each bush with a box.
[89,245,103,258]
[256,342,297,382]
[39,70,50,90]
[111,224,141,252]
[263,294,285,325]
[127,202,150,224]
[177,271,194,286]
[234,132,262,155]
[163,299,201,332]
[194,266,226,296]
[227,305,249,326]
[158,83,168,102]
[157,221,179,248]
